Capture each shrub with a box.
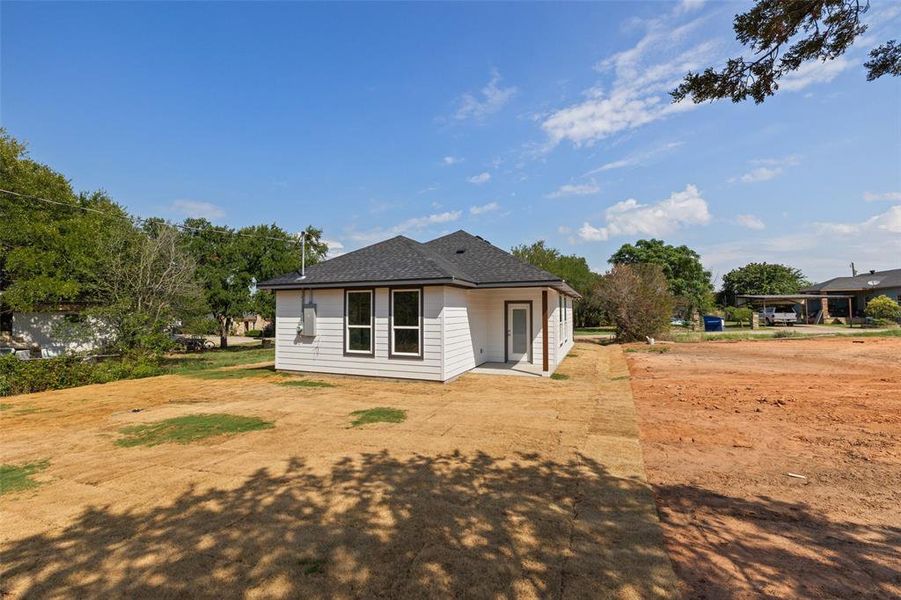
[597,264,674,343]
[724,306,754,327]
[865,295,901,322]
[245,329,262,337]
[0,355,163,397]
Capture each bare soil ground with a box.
[627,336,901,599]
[0,342,678,599]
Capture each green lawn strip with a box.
[183,366,281,381]
[349,407,407,427]
[575,327,616,336]
[116,413,274,447]
[611,375,630,381]
[550,373,570,380]
[279,380,335,388]
[161,347,275,375]
[0,403,12,411]
[1,459,50,495]
[625,346,670,353]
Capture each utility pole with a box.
[301,230,306,278]
[850,262,857,277]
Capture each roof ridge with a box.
[401,236,475,281]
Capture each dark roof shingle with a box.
[259,230,578,295]
[802,268,901,292]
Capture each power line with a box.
[0,187,307,247]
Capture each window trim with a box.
[559,295,567,346]
[389,286,424,360]
[344,288,375,357]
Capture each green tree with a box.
[511,241,602,327]
[865,295,901,322]
[672,0,899,105]
[183,221,326,347]
[719,262,810,306]
[609,239,713,317]
[0,130,131,312]
[597,263,673,342]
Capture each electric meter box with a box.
[301,304,317,337]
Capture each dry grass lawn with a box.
[0,342,678,599]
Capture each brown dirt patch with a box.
[627,336,901,599]
[1,341,678,599]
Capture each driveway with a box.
[1,342,678,599]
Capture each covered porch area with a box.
[470,361,546,377]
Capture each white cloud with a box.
[814,205,901,236]
[730,156,800,184]
[557,225,573,234]
[169,200,225,220]
[578,184,711,241]
[585,140,684,174]
[546,182,600,199]
[467,172,491,185]
[676,0,706,14]
[864,191,901,202]
[442,156,463,165]
[418,184,439,194]
[737,166,781,183]
[470,202,500,215]
[780,57,852,92]
[736,214,766,230]
[542,15,719,147]
[455,69,517,121]
[322,239,345,258]
[348,211,462,243]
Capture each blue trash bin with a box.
[703,315,724,332]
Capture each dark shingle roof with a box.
[259,230,578,296]
[802,268,901,292]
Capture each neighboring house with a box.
[233,314,270,336]
[802,268,901,317]
[258,230,580,382]
[11,310,112,357]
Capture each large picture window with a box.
[345,290,373,354]
[391,288,421,357]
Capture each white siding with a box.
[549,291,575,371]
[12,312,111,357]
[275,287,443,381]
[274,284,572,381]
[442,286,477,380]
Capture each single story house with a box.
[801,268,901,318]
[258,230,580,382]
[10,310,112,357]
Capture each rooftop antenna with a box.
[850,261,857,277]
[300,230,307,279]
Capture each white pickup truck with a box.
[759,307,798,326]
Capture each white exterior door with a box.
[506,303,530,363]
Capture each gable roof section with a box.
[424,230,561,285]
[802,268,901,292]
[259,230,579,296]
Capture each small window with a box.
[391,289,421,357]
[560,296,568,344]
[346,290,373,354]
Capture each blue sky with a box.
[3,0,899,283]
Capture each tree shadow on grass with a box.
[0,451,678,599]
[653,484,901,599]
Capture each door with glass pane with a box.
[506,303,530,363]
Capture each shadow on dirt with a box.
[654,484,901,599]
[1,451,678,599]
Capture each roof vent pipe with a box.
[870,269,876,275]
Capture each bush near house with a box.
[245,329,263,337]
[0,355,162,396]
[597,263,674,343]
[865,295,901,324]
[724,306,754,327]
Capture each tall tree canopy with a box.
[609,239,713,316]
[0,130,134,311]
[511,240,603,327]
[719,262,810,306]
[672,0,899,104]
[182,220,326,347]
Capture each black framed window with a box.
[391,289,421,357]
[346,290,373,354]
